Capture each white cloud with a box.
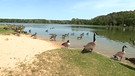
[71,0,135,12]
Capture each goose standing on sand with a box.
[31,32,37,37]
[81,33,97,53]
[61,40,70,48]
[31,32,37,39]
[125,57,135,64]
[113,45,127,61]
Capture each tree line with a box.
[90,10,135,26]
[0,10,135,26]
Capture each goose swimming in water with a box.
[77,36,82,40]
[50,34,57,41]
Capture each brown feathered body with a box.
[113,45,127,61]
[125,57,135,64]
[114,52,125,57]
[81,33,96,53]
[62,40,70,48]
[31,32,37,37]
[83,42,96,51]
[50,34,57,41]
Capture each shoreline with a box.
[0,34,134,69]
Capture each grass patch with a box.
[0,24,15,34]
[1,48,135,76]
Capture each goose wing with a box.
[84,42,96,50]
[114,51,125,57]
[62,42,67,45]
[62,42,69,47]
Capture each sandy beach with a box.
[0,34,61,68]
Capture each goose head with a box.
[67,40,69,42]
[123,45,127,48]
[122,45,127,52]
[67,40,70,45]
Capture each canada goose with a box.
[50,34,57,41]
[81,33,96,53]
[125,57,135,64]
[77,36,82,40]
[80,33,84,36]
[71,33,74,36]
[31,32,37,37]
[129,38,135,45]
[62,34,66,38]
[3,27,8,30]
[45,30,48,32]
[61,40,70,48]
[65,33,69,37]
[86,32,89,35]
[31,32,37,39]
[50,27,55,29]
[113,45,127,61]
[21,31,27,34]
[29,29,31,33]
[61,36,66,41]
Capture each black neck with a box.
[122,46,125,52]
[93,34,96,42]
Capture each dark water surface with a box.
[1,23,135,58]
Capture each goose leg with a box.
[90,49,93,53]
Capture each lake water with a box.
[1,23,135,58]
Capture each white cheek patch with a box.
[68,43,70,45]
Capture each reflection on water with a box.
[1,23,135,58]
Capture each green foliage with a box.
[2,48,135,76]
[90,10,135,26]
[0,19,70,24]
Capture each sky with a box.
[0,0,135,20]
